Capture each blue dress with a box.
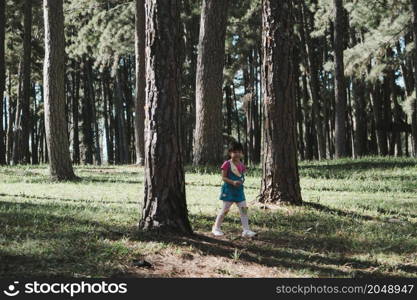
[219,161,246,202]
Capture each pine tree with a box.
[139,0,192,234]
[258,0,302,205]
[0,0,6,164]
[134,0,145,166]
[43,0,76,180]
[193,0,229,166]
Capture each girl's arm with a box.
[221,169,241,186]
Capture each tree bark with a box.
[81,58,94,164]
[114,67,129,164]
[352,77,367,157]
[103,69,114,164]
[0,0,6,164]
[301,1,326,160]
[6,70,14,165]
[370,82,388,155]
[193,0,229,166]
[411,0,417,156]
[333,0,347,158]
[139,0,192,234]
[71,61,80,164]
[21,0,32,164]
[43,0,76,180]
[134,0,146,166]
[258,0,302,205]
[12,61,23,165]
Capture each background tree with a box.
[333,0,348,158]
[193,0,229,166]
[134,0,145,166]
[411,0,417,156]
[0,0,6,165]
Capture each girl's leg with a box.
[237,201,250,231]
[213,201,234,230]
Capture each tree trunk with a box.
[301,1,326,160]
[352,77,367,157]
[370,82,388,155]
[258,0,302,205]
[71,61,80,164]
[139,0,192,234]
[134,0,146,166]
[333,0,347,158]
[91,82,101,165]
[31,83,38,164]
[81,58,94,164]
[12,61,23,165]
[122,57,133,163]
[43,0,76,180]
[21,0,32,164]
[114,68,129,164]
[0,0,6,164]
[411,0,417,156]
[193,0,229,166]
[6,70,14,164]
[103,69,114,164]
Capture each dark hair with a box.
[228,141,244,153]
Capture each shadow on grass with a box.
[0,193,139,206]
[1,199,416,278]
[300,159,417,180]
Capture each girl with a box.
[212,141,257,237]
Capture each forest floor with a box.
[1,156,417,278]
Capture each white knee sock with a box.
[238,206,250,231]
[213,201,233,229]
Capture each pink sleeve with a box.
[242,164,247,173]
[220,160,230,171]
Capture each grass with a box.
[0,156,417,278]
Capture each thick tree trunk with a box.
[139,0,192,234]
[0,0,6,164]
[258,0,302,205]
[193,0,229,166]
[134,0,146,166]
[43,0,76,180]
[333,0,347,158]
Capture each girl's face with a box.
[230,150,243,160]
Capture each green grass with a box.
[1,156,417,278]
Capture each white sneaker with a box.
[242,229,256,237]
[211,227,224,236]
